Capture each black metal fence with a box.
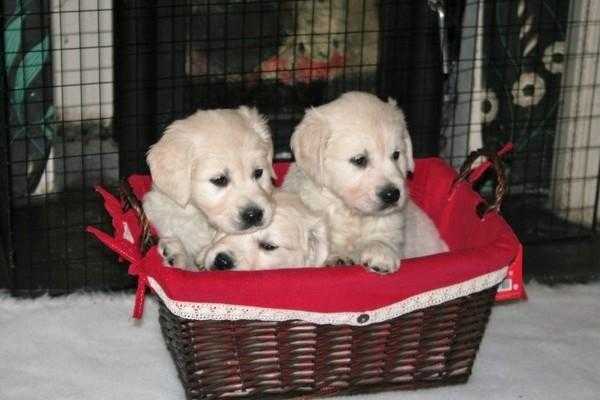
[1,0,599,294]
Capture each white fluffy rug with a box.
[1,283,599,400]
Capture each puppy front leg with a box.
[193,245,211,270]
[356,240,402,274]
[158,237,192,269]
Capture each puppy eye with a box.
[210,175,229,187]
[253,168,263,180]
[392,151,400,161]
[259,241,279,251]
[350,155,368,168]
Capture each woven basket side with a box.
[159,286,497,400]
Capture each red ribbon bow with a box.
[86,186,149,319]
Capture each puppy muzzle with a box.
[211,252,236,270]
[377,184,401,209]
[239,205,264,229]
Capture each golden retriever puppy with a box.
[143,106,276,269]
[203,191,329,271]
[284,91,448,274]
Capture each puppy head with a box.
[147,106,276,233]
[203,191,329,271]
[292,91,414,215]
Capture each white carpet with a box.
[1,283,599,400]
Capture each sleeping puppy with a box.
[143,106,276,269]
[203,191,329,271]
[284,91,448,274]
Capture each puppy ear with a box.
[147,132,193,207]
[290,109,330,185]
[388,98,415,175]
[237,106,277,179]
[305,215,329,266]
[237,105,270,142]
[403,131,415,174]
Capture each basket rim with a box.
[148,266,507,326]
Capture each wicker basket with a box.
[88,148,523,399]
[158,287,497,399]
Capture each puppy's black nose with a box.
[241,206,264,228]
[378,185,401,205]
[212,252,235,270]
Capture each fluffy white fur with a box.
[284,91,448,273]
[203,191,329,271]
[143,106,275,269]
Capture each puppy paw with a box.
[326,255,356,266]
[359,242,401,274]
[193,249,209,271]
[158,238,189,269]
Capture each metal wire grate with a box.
[1,0,598,294]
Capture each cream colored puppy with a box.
[203,191,329,271]
[143,106,275,269]
[284,91,448,274]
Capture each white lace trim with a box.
[147,267,507,326]
[122,222,134,244]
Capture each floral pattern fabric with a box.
[481,0,568,192]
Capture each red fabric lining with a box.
[88,158,523,318]
[140,238,514,313]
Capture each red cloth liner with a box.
[88,153,524,319]
[139,238,514,313]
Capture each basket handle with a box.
[119,179,156,253]
[455,144,511,218]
